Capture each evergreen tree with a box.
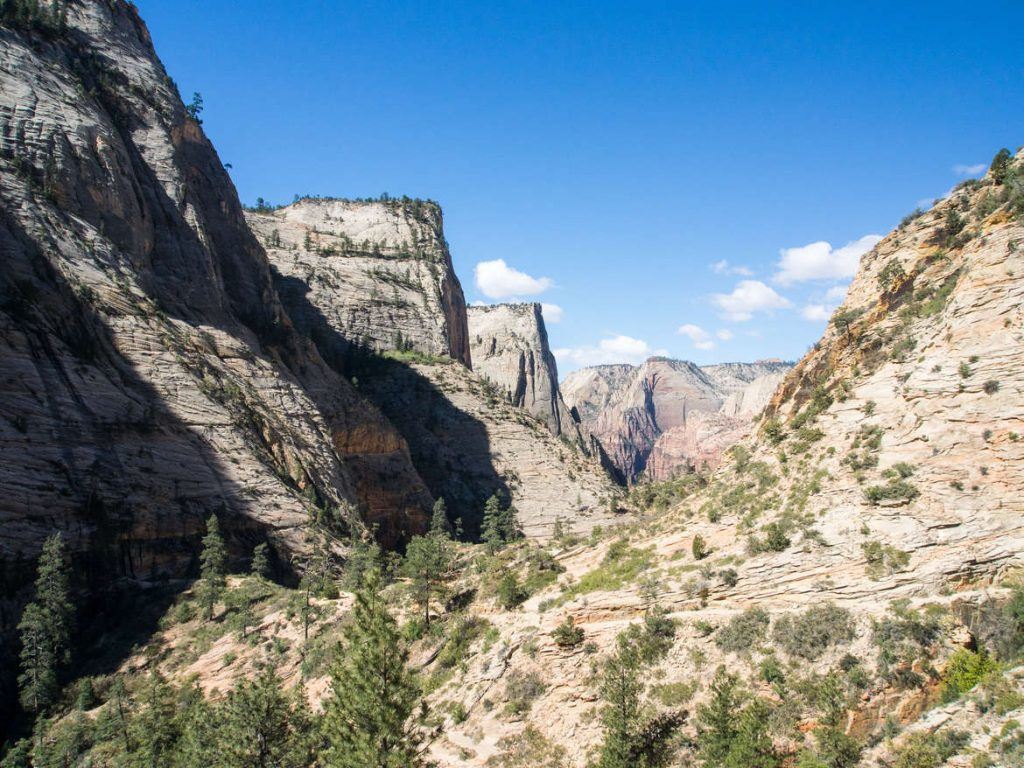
[172,682,217,768]
[991,147,1012,184]
[16,603,58,716]
[402,535,451,628]
[724,699,779,768]
[696,667,742,767]
[218,666,303,768]
[596,641,643,768]
[198,515,227,620]
[251,542,271,580]
[813,674,860,768]
[481,494,505,552]
[429,497,452,539]
[323,570,425,768]
[126,672,179,768]
[17,534,73,715]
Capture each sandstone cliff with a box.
[467,302,580,439]
[0,0,432,595]
[246,198,471,366]
[247,210,620,538]
[562,357,791,482]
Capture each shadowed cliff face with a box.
[0,2,432,580]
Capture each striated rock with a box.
[0,0,431,595]
[562,357,792,482]
[251,203,619,537]
[467,302,579,438]
[246,198,471,366]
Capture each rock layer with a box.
[246,199,471,366]
[561,357,791,482]
[0,0,431,593]
[467,302,579,438]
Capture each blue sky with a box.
[137,0,1023,375]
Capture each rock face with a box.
[0,0,432,597]
[249,210,620,537]
[467,303,579,438]
[246,199,471,366]
[561,357,791,482]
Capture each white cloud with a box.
[716,329,733,341]
[773,234,882,285]
[801,304,831,322]
[825,284,849,302]
[474,259,553,299]
[953,163,986,177]
[711,259,754,276]
[553,334,667,367]
[677,323,715,350]
[711,280,791,322]
[541,303,563,324]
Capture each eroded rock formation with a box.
[0,0,432,593]
[561,357,791,482]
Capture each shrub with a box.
[496,573,529,610]
[940,648,997,702]
[862,540,910,579]
[763,419,785,445]
[891,729,969,768]
[552,616,584,649]
[652,680,697,706]
[878,260,907,291]
[958,361,972,378]
[773,603,856,660]
[864,479,919,506]
[719,568,738,588]
[692,534,710,561]
[566,541,653,596]
[715,607,770,653]
[984,380,1000,394]
[504,669,546,716]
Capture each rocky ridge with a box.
[562,357,791,482]
[0,0,439,602]
[467,302,581,439]
[247,202,620,538]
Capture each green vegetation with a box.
[198,514,227,620]
[692,534,710,560]
[864,479,919,505]
[552,616,585,650]
[890,729,968,768]
[715,607,770,653]
[563,540,654,598]
[402,533,453,626]
[504,670,546,716]
[878,259,907,291]
[481,494,522,552]
[17,535,73,715]
[862,540,910,579]
[772,604,856,660]
[323,570,426,767]
[939,648,997,702]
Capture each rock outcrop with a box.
[0,0,432,595]
[248,209,620,538]
[246,198,471,366]
[467,302,579,438]
[561,357,791,482]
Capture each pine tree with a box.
[991,147,1012,184]
[323,570,425,768]
[251,542,271,580]
[481,494,505,552]
[724,698,779,768]
[198,515,227,620]
[596,641,643,768]
[17,603,58,715]
[813,674,860,768]
[17,533,73,715]
[402,535,451,628]
[126,672,180,768]
[172,682,217,768]
[218,666,303,768]
[429,497,452,539]
[696,667,742,767]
